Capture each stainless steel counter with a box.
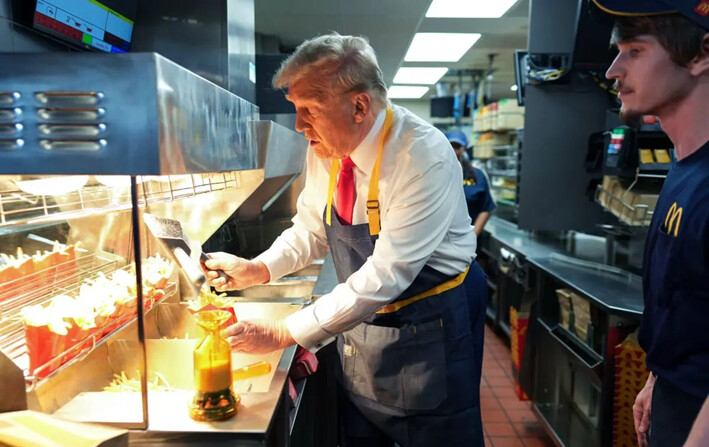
[529,256,643,316]
[483,217,567,260]
[484,217,643,317]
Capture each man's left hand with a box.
[222,320,295,354]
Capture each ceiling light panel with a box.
[426,0,519,18]
[388,86,430,99]
[393,67,449,84]
[405,33,481,62]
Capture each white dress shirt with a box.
[255,104,477,350]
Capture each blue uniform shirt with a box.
[640,141,709,398]
[463,167,496,220]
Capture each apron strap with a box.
[326,108,394,236]
[366,108,394,236]
[325,159,340,227]
[376,266,469,314]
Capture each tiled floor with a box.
[481,324,556,447]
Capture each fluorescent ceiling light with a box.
[405,33,481,62]
[510,85,519,91]
[426,0,519,18]
[393,67,449,84]
[388,86,430,99]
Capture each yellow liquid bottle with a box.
[188,310,240,421]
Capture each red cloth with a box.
[336,157,356,225]
[290,347,319,380]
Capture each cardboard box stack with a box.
[612,334,650,447]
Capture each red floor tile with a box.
[485,421,517,437]
[481,408,509,423]
[491,347,511,357]
[505,409,538,423]
[483,366,509,377]
[490,437,526,447]
[487,376,514,388]
[481,397,502,410]
[492,386,519,399]
[480,323,554,446]
[498,397,532,411]
[480,386,495,398]
[483,358,501,369]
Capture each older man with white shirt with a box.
[204,33,488,447]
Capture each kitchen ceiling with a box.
[254,0,530,101]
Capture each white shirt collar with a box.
[348,108,387,175]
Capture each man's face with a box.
[606,35,694,124]
[287,78,360,160]
[451,142,465,158]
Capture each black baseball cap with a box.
[591,0,709,30]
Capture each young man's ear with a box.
[690,33,709,76]
[352,93,371,123]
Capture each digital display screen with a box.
[607,129,626,155]
[33,0,134,53]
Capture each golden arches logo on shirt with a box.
[695,0,709,17]
[463,179,477,186]
[663,202,683,237]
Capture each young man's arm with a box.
[473,211,491,236]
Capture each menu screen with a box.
[33,0,134,53]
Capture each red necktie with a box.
[336,157,356,225]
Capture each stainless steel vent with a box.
[0,108,22,121]
[0,95,23,151]
[0,92,20,105]
[37,108,105,122]
[34,92,106,153]
[34,91,104,107]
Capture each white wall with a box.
[390,99,432,122]
[392,98,468,131]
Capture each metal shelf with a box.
[0,254,175,384]
[0,172,240,227]
[493,145,518,152]
[498,198,517,207]
[594,184,652,227]
[488,170,518,179]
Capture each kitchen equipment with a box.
[189,310,239,422]
[143,213,230,294]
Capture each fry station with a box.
[0,45,315,446]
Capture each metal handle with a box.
[200,252,231,283]
[174,247,206,289]
[548,325,602,371]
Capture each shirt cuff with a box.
[285,305,335,352]
[254,249,290,282]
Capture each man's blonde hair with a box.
[272,33,389,107]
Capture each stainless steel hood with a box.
[236,120,307,220]
[0,52,259,175]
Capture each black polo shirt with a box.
[640,141,709,398]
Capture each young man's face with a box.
[606,34,694,124]
[287,78,362,160]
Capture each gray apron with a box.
[323,109,486,447]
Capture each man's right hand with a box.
[634,374,656,447]
[203,252,271,291]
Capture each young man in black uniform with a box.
[592,1,709,446]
